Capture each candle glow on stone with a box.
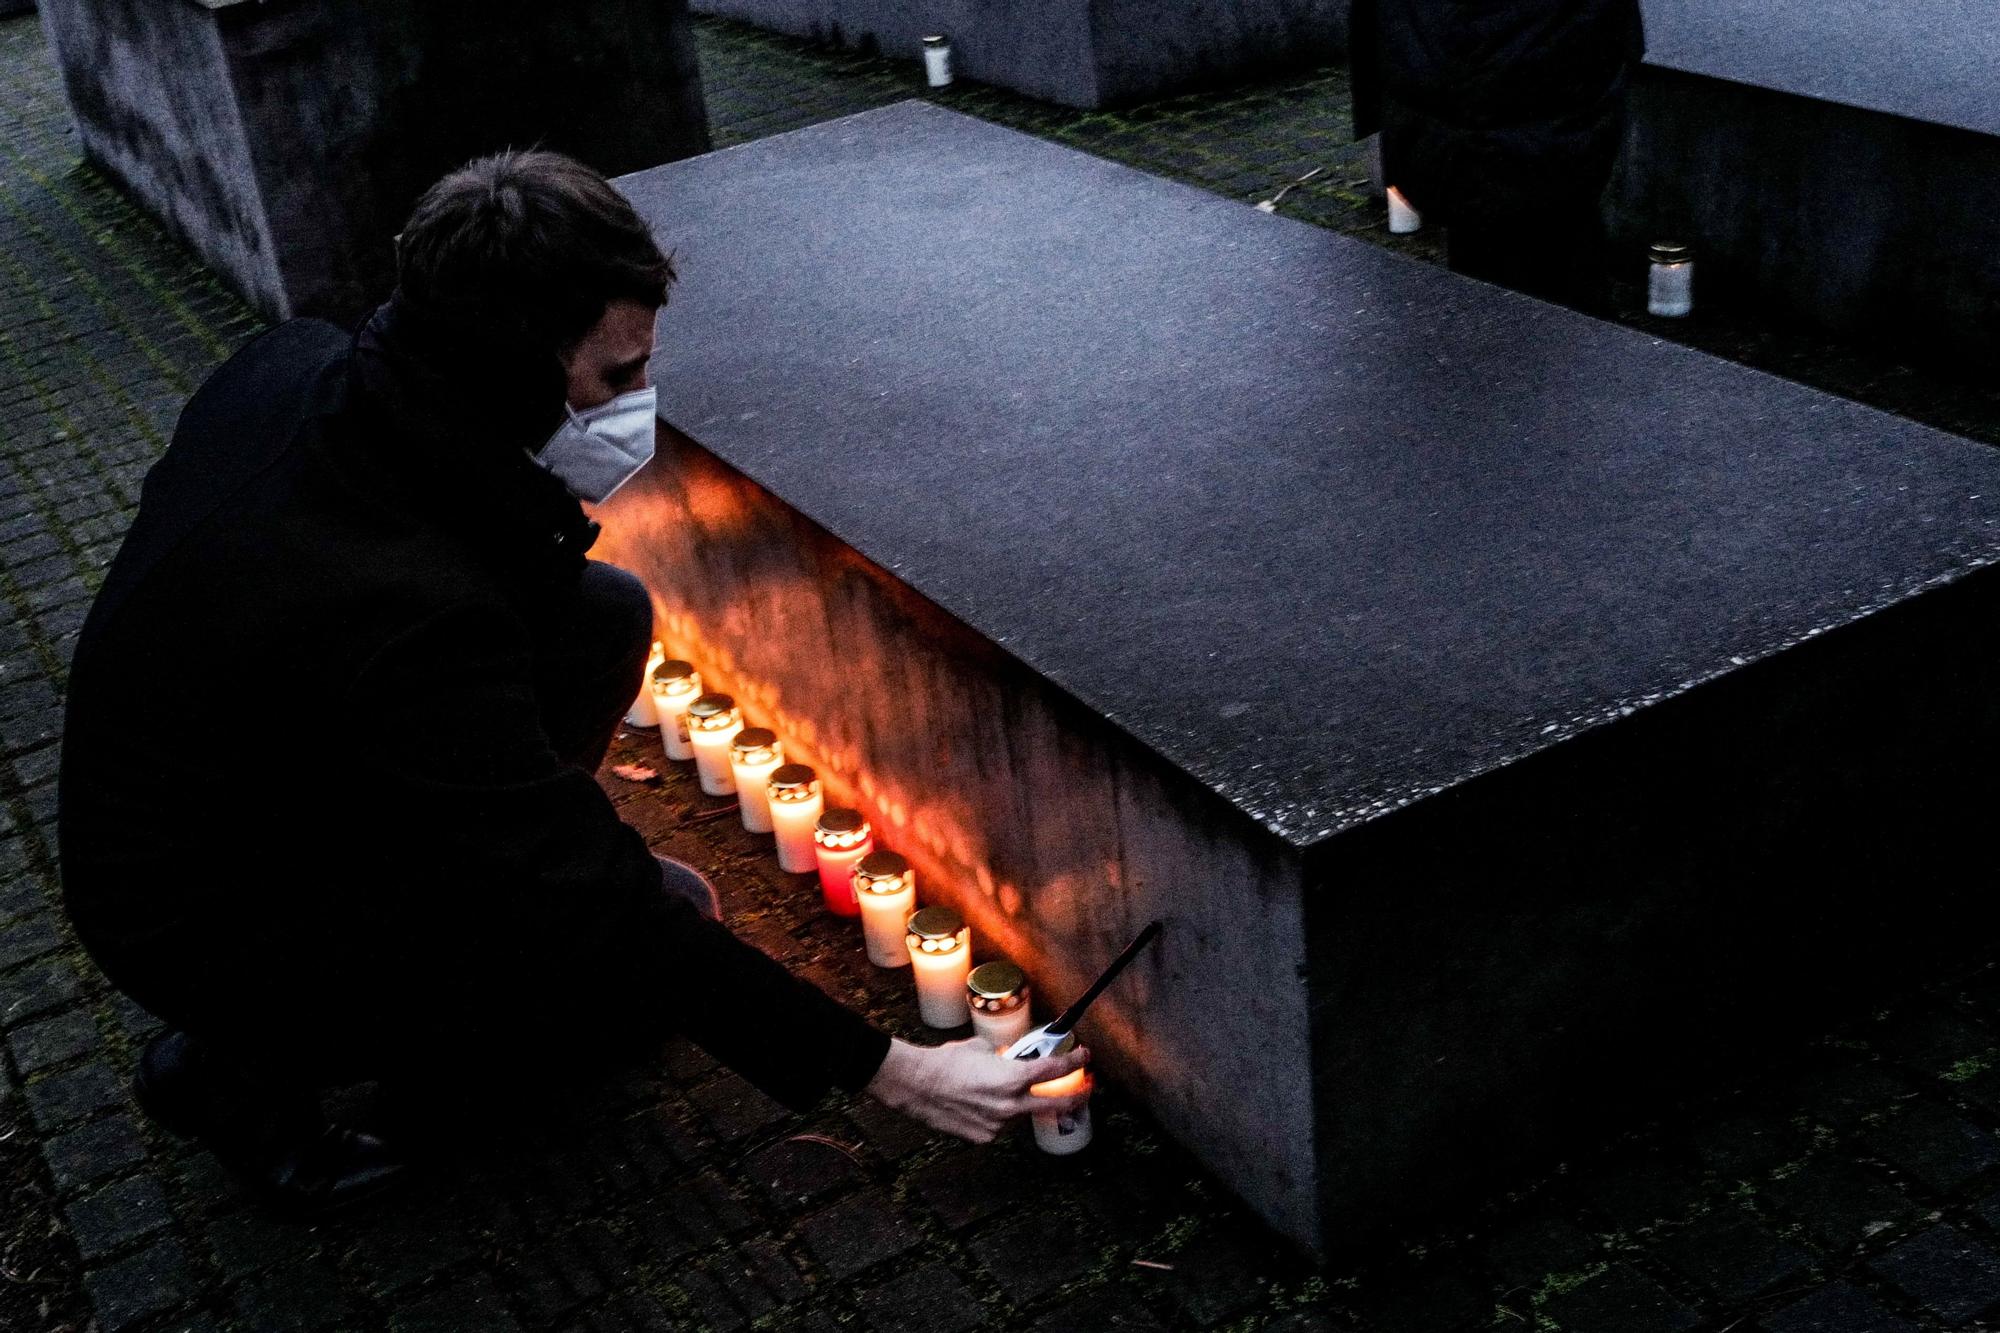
[815,810,875,919]
[686,693,744,797]
[906,905,972,1029]
[650,661,701,761]
[967,960,1033,1050]
[851,848,914,964]
[625,643,666,728]
[769,764,824,875]
[729,728,784,833]
[1027,1031,1093,1155]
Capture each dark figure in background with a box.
[1350,0,1645,311]
[57,151,1086,1216]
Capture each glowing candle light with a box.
[905,906,972,1029]
[815,811,874,919]
[768,764,824,875]
[966,961,1033,1051]
[1027,1031,1093,1155]
[851,848,913,964]
[624,643,666,728]
[686,693,743,797]
[650,660,701,761]
[1648,240,1694,318]
[922,34,953,88]
[1386,185,1422,235]
[729,728,784,833]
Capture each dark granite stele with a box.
[1615,0,2000,365]
[596,102,2000,1252]
[37,0,710,324]
[692,0,1345,108]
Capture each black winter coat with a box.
[1350,0,1645,221]
[57,305,888,1108]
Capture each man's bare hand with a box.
[865,1037,1091,1143]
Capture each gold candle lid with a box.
[770,763,818,793]
[653,659,696,684]
[907,905,963,941]
[1649,240,1691,265]
[688,693,737,726]
[852,849,908,888]
[968,961,1027,1010]
[731,727,779,757]
[818,807,869,837]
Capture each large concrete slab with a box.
[1616,0,2000,365]
[599,101,2000,1249]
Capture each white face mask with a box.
[533,386,659,503]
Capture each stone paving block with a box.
[1023,1288,1169,1333]
[1762,1281,1921,1333]
[688,1070,792,1142]
[666,1264,751,1332]
[853,1259,985,1333]
[5,1004,97,1074]
[24,1058,126,1130]
[1647,1210,1813,1303]
[0,954,85,1025]
[1686,1106,1811,1180]
[204,1209,316,1281]
[1154,1226,1271,1328]
[1872,1009,1998,1081]
[63,1171,173,1260]
[1345,1258,1490,1333]
[846,1098,938,1161]
[797,1189,927,1280]
[1863,1104,2000,1195]
[1576,1157,1708,1232]
[1796,1061,1916,1131]
[1477,1206,1604,1287]
[1766,1159,1926,1253]
[230,1258,367,1333]
[388,1274,521,1333]
[1078,1161,1195,1251]
[345,1198,480,1294]
[1868,1224,2000,1324]
[911,1145,1038,1231]
[744,1135,867,1212]
[83,1236,197,1332]
[42,1111,149,1193]
[1536,1264,1701,1333]
[970,1213,1094,1305]
[0,909,61,969]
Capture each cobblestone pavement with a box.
[7,12,2000,1333]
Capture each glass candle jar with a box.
[1027,1031,1092,1155]
[768,764,824,874]
[625,643,666,728]
[922,34,953,88]
[850,848,913,964]
[906,905,972,1028]
[967,961,1033,1050]
[729,728,784,833]
[1386,185,1422,235]
[1648,241,1694,318]
[650,660,701,761]
[815,809,874,918]
[686,693,744,796]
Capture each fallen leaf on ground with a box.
[610,763,659,783]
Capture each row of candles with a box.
[627,652,1090,1154]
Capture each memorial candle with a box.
[1648,241,1694,318]
[729,728,784,833]
[815,810,874,918]
[624,643,666,728]
[905,906,972,1028]
[650,660,701,761]
[922,35,953,88]
[686,694,743,796]
[768,764,824,874]
[1027,1032,1093,1155]
[851,848,913,964]
[967,961,1033,1050]
[1386,185,1422,235]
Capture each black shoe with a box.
[135,1031,408,1217]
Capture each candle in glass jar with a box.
[1647,240,1694,317]
[906,905,972,1028]
[816,811,875,919]
[1027,1031,1092,1155]
[768,764,824,874]
[650,660,700,761]
[1386,185,1422,235]
[624,643,666,728]
[966,961,1033,1050]
[729,728,783,833]
[851,848,912,963]
[686,694,743,796]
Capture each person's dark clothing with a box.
[57,302,889,1110]
[1350,0,1644,309]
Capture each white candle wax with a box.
[730,729,783,833]
[651,662,701,761]
[922,35,953,88]
[1030,1057,1094,1156]
[1386,185,1422,235]
[1648,242,1694,317]
[967,961,1033,1051]
[907,906,971,1028]
[769,764,824,874]
[852,849,913,965]
[625,644,666,728]
[686,693,743,796]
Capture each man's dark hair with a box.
[396,149,676,355]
